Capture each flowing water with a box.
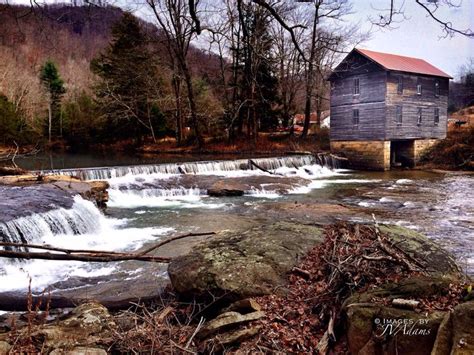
[0,154,472,307]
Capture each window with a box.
[434,108,440,125]
[353,109,359,125]
[435,81,440,96]
[396,106,402,126]
[397,76,403,94]
[417,78,422,95]
[353,78,360,95]
[417,107,422,126]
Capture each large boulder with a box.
[168,221,324,300]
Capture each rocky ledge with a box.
[0,174,109,222]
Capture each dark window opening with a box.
[417,83,422,95]
[353,109,359,125]
[434,108,440,125]
[397,76,403,94]
[353,78,360,95]
[435,81,440,96]
[396,106,402,126]
[417,107,422,126]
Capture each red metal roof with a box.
[355,48,452,79]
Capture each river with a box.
[0,154,472,309]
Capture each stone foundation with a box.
[330,140,391,171]
[331,139,439,170]
[413,139,438,164]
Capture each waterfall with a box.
[40,155,322,181]
[0,196,102,245]
[314,153,346,170]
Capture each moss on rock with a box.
[168,221,324,300]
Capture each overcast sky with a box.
[7,0,474,79]
[348,0,473,79]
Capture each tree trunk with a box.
[301,3,319,139]
[48,100,52,143]
[59,108,63,137]
[147,100,157,143]
[182,62,203,148]
[173,75,184,145]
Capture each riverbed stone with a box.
[49,347,108,355]
[207,176,308,197]
[30,302,116,352]
[208,180,245,196]
[0,341,11,354]
[168,221,324,300]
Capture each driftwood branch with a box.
[371,214,420,272]
[137,232,215,256]
[0,232,216,263]
[0,250,171,263]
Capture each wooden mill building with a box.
[328,48,451,170]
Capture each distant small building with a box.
[328,48,452,170]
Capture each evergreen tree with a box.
[255,52,281,131]
[91,12,160,143]
[39,60,65,143]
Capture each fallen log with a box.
[0,232,216,263]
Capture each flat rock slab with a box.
[0,176,108,223]
[198,311,265,339]
[253,202,366,225]
[0,184,76,223]
[168,221,324,300]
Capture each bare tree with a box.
[146,0,204,147]
[370,0,473,38]
[295,0,351,138]
[270,5,306,129]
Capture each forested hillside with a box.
[0,3,223,149]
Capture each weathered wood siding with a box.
[329,54,387,141]
[385,72,448,140]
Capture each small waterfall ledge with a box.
[0,196,103,244]
[39,154,340,181]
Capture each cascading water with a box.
[98,155,348,208]
[41,155,322,181]
[0,196,102,245]
[0,195,174,292]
